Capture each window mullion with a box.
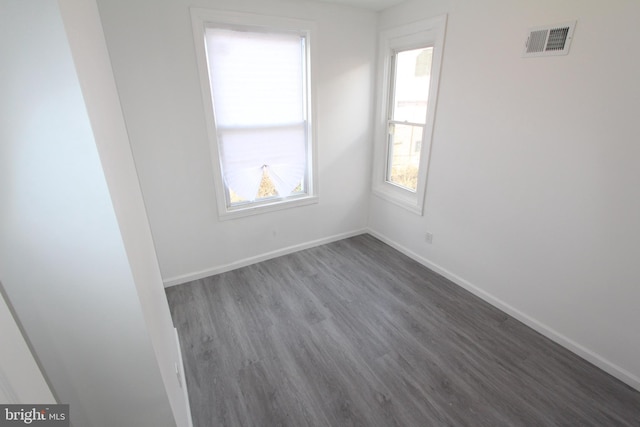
[388,119,426,128]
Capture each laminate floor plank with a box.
[166,234,640,426]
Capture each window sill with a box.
[372,184,424,216]
[218,195,319,221]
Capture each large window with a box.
[191,10,317,218]
[372,16,447,214]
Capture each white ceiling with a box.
[303,0,406,11]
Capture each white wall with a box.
[57,1,192,425]
[0,286,55,404]
[0,1,178,425]
[370,0,640,389]
[94,0,377,284]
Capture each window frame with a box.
[372,15,447,215]
[191,9,318,220]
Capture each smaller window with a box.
[372,16,447,215]
[386,47,433,192]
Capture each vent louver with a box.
[523,21,576,57]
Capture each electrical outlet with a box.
[424,232,433,244]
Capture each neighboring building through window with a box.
[387,46,433,191]
[191,10,317,218]
[372,16,447,215]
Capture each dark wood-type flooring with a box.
[166,234,640,426]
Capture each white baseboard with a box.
[163,229,368,287]
[366,228,640,392]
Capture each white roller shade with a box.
[205,27,307,201]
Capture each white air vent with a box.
[523,21,576,57]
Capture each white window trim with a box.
[190,8,318,220]
[372,15,447,215]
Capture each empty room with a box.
[1,0,639,426]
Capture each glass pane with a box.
[387,123,424,191]
[229,169,279,203]
[205,27,310,207]
[206,28,305,127]
[228,168,305,205]
[218,124,306,204]
[391,47,433,124]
